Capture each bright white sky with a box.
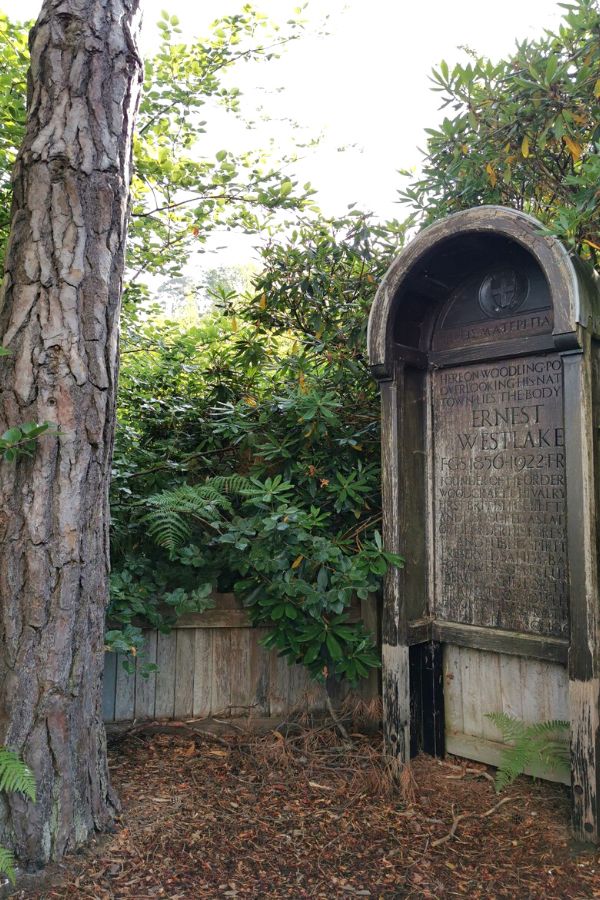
[1,0,566,267]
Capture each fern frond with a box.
[144,507,192,550]
[527,719,569,736]
[207,475,253,494]
[495,738,534,792]
[485,715,570,792]
[147,484,232,512]
[485,712,528,742]
[0,845,15,885]
[537,742,570,772]
[143,483,234,550]
[0,749,36,801]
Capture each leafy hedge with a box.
[109,216,407,682]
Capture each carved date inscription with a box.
[433,354,568,637]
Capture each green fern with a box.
[143,503,193,550]
[485,713,569,792]
[0,749,35,801]
[0,748,36,885]
[143,477,253,550]
[0,846,15,886]
[143,484,232,550]
[206,475,254,494]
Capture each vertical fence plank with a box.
[359,594,380,701]
[230,628,252,713]
[307,680,327,713]
[479,651,503,741]
[193,629,213,718]
[155,631,177,719]
[134,630,157,720]
[460,647,483,738]
[288,662,310,711]
[248,627,270,715]
[211,630,232,716]
[543,660,569,722]
[521,658,549,725]
[499,653,524,721]
[102,652,117,723]
[114,654,136,721]
[269,650,290,717]
[443,645,463,737]
[174,629,195,719]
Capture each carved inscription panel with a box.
[433,354,568,637]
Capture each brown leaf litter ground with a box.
[9,711,600,899]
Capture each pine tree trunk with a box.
[0,0,142,868]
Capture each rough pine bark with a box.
[0,0,142,868]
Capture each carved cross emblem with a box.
[490,271,517,310]
[479,267,527,318]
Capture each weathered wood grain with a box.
[445,646,569,731]
[174,629,195,719]
[564,345,600,841]
[248,628,270,715]
[114,656,136,722]
[545,658,569,722]
[520,659,547,727]
[268,650,291,717]
[430,334,557,368]
[288,662,310,711]
[443,645,463,737]
[107,604,381,726]
[192,629,213,718]
[459,647,483,739]
[499,654,524,721]
[134,631,157,720]
[445,646,569,778]
[479,651,502,742]
[445,732,570,786]
[154,632,177,719]
[176,609,251,629]
[360,594,381,700]
[381,643,410,764]
[427,622,568,664]
[211,630,232,716]
[230,628,251,713]
[379,369,419,765]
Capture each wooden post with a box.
[380,361,429,764]
[563,345,600,842]
[380,373,410,763]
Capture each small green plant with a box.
[0,348,51,462]
[0,422,51,462]
[485,713,570,792]
[0,748,36,884]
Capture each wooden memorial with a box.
[368,206,600,842]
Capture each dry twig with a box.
[431,795,515,847]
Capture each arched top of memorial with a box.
[368,206,600,378]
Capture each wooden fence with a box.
[444,645,569,784]
[103,593,380,723]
